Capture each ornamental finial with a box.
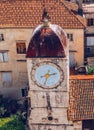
[42,8,50,26]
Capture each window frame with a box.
[0,51,8,62]
[16,42,26,54]
[0,34,4,41]
[85,34,94,57]
[1,71,12,86]
[87,18,94,26]
[67,33,73,41]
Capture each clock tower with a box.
[26,9,70,130]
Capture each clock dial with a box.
[31,62,64,89]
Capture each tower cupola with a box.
[26,9,67,58]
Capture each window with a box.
[83,0,91,3]
[67,33,73,41]
[69,52,75,67]
[83,120,94,130]
[87,19,94,26]
[16,42,26,54]
[0,52,8,62]
[0,34,4,41]
[87,36,94,46]
[85,36,94,57]
[2,72,12,86]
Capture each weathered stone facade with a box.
[0,29,33,98]
[0,27,84,98]
[0,0,85,98]
[27,57,72,130]
[66,29,84,66]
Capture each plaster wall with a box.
[65,29,84,66]
[0,28,84,98]
[0,28,33,98]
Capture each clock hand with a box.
[41,72,57,78]
[41,70,50,78]
[49,73,57,76]
[41,71,57,85]
[44,78,48,85]
[41,75,45,78]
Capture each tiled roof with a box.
[62,0,78,12]
[62,0,87,27]
[68,75,94,121]
[77,15,87,27]
[0,0,86,29]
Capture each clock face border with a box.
[31,61,64,89]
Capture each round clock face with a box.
[31,62,64,89]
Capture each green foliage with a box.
[0,117,25,130]
[0,107,6,118]
[87,66,94,74]
[16,111,27,124]
[0,95,28,129]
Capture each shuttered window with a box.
[1,72,12,87]
[0,52,8,62]
[67,33,73,41]
[2,72,12,82]
[87,36,94,46]
[16,42,26,54]
[0,34,4,41]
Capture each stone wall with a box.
[0,28,33,98]
[0,28,84,98]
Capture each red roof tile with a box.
[68,75,94,121]
[0,0,86,29]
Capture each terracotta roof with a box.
[62,0,78,12]
[76,15,87,27]
[0,0,86,29]
[62,0,87,27]
[68,75,94,121]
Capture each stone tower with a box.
[26,9,72,130]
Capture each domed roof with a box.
[26,11,67,58]
[26,23,67,58]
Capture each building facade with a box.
[0,0,85,98]
[0,29,33,98]
[0,1,93,130]
[67,0,94,65]
[82,1,94,65]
